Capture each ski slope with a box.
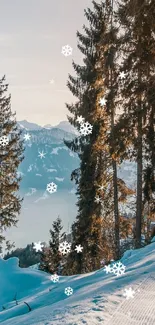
[0,238,155,325]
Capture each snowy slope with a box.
[0,240,155,325]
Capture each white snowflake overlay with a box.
[75,244,83,253]
[79,122,93,136]
[0,135,9,147]
[50,274,59,283]
[77,115,85,124]
[123,287,135,299]
[46,182,57,194]
[99,97,107,106]
[59,241,71,255]
[112,261,126,276]
[61,45,73,57]
[23,133,31,141]
[64,287,73,296]
[104,261,126,276]
[95,196,102,204]
[49,79,54,84]
[104,264,113,274]
[38,150,46,159]
[33,241,44,252]
[119,71,126,79]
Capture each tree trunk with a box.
[135,59,143,248]
[110,0,120,259]
[136,125,143,248]
[111,96,120,259]
[112,159,120,258]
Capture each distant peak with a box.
[43,124,53,129]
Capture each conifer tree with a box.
[64,0,116,273]
[39,216,66,274]
[0,75,24,249]
[64,0,136,274]
[115,0,155,247]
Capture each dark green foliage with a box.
[39,216,66,274]
[63,1,119,274]
[0,75,24,249]
[4,243,41,268]
[115,0,155,247]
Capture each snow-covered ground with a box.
[0,239,155,325]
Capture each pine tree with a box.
[115,0,155,248]
[39,216,66,274]
[0,75,24,249]
[63,0,135,274]
[64,0,117,274]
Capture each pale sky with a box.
[0,0,93,126]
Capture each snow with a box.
[50,146,68,155]
[0,240,155,324]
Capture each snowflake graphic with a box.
[59,241,71,255]
[64,287,73,296]
[79,122,93,136]
[104,264,113,274]
[38,151,46,159]
[119,71,126,79]
[33,241,44,252]
[75,244,83,253]
[0,135,9,147]
[98,184,104,191]
[46,182,57,194]
[99,97,107,106]
[23,133,31,141]
[61,45,73,57]
[95,196,102,204]
[111,261,126,276]
[50,274,59,283]
[77,115,85,124]
[123,287,135,299]
[49,79,54,84]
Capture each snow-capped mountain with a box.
[19,127,79,190]
[17,122,137,192]
[53,121,78,135]
[17,120,77,134]
[18,120,42,130]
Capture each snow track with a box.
[105,274,155,324]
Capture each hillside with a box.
[0,238,155,324]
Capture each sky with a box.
[0,0,93,126]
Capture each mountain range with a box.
[18,122,79,191]
[18,120,78,134]
[17,120,136,196]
